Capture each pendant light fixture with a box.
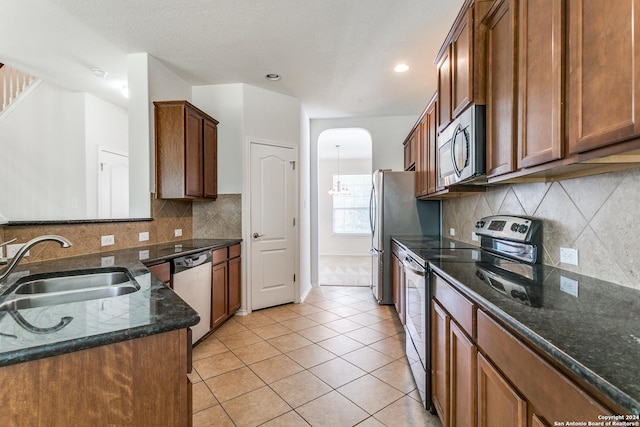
[328,145,351,196]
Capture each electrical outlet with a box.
[560,247,578,265]
[6,244,27,258]
[449,228,456,236]
[101,235,115,247]
[139,231,149,242]
[101,256,115,267]
[471,232,478,241]
[174,229,183,237]
[560,275,579,297]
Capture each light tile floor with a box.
[318,256,371,287]
[191,286,442,427]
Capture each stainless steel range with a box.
[399,215,543,411]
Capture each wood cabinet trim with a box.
[477,310,614,421]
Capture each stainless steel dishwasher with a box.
[171,250,212,345]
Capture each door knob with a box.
[253,232,265,238]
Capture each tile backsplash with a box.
[0,197,193,264]
[442,167,640,290]
[193,194,242,239]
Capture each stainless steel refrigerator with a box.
[369,169,440,304]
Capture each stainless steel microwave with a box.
[437,105,486,187]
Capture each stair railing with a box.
[0,63,37,113]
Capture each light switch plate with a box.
[174,229,183,237]
[139,231,149,242]
[6,244,27,258]
[449,228,455,236]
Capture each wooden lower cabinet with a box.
[211,244,242,331]
[432,297,476,427]
[477,352,527,427]
[0,329,191,426]
[432,301,450,426]
[450,321,477,427]
[211,260,228,329]
[432,272,615,427]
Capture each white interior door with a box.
[250,142,296,310]
[98,149,129,218]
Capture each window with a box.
[332,174,371,235]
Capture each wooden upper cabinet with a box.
[485,0,518,178]
[426,97,439,194]
[403,132,416,171]
[437,48,453,132]
[154,100,219,200]
[203,117,218,199]
[437,0,490,132]
[452,8,473,118]
[517,0,564,169]
[568,0,640,154]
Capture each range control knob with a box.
[510,223,520,232]
[475,220,486,229]
[518,224,529,234]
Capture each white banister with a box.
[0,64,37,114]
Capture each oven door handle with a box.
[402,256,426,276]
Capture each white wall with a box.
[309,115,418,284]
[192,84,245,194]
[84,93,128,218]
[318,158,372,256]
[0,82,92,220]
[299,108,312,299]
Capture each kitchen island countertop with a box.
[0,238,240,367]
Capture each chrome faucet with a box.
[0,235,72,283]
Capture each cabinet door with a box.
[427,99,440,194]
[404,133,416,171]
[485,0,518,178]
[452,7,473,118]
[437,48,452,131]
[185,107,204,198]
[477,352,527,427]
[415,118,427,197]
[211,262,228,329]
[431,301,450,426]
[203,117,218,199]
[228,256,241,314]
[517,0,564,168]
[450,321,477,427]
[568,0,640,154]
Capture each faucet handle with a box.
[0,238,17,248]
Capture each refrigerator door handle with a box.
[369,247,382,255]
[369,184,376,235]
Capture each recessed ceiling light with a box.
[265,73,281,81]
[394,64,410,73]
[91,67,108,78]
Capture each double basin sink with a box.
[0,268,140,312]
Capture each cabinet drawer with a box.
[477,310,612,423]
[212,248,228,265]
[229,244,241,259]
[432,273,475,338]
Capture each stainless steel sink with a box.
[0,268,140,311]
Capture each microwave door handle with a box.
[451,124,465,178]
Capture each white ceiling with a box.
[0,0,464,119]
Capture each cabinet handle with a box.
[252,233,265,239]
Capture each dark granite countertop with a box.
[393,236,640,415]
[0,238,241,367]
